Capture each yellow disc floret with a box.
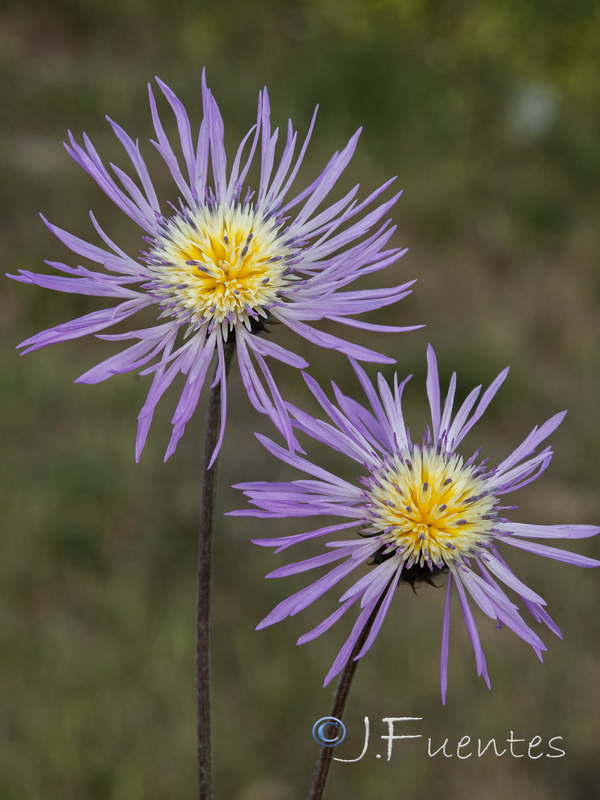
[363,447,498,569]
[146,203,296,332]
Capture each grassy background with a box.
[1,1,599,797]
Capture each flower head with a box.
[233,346,600,701]
[11,73,417,463]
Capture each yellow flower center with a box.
[146,203,296,331]
[363,447,498,569]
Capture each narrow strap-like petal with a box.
[323,593,379,687]
[440,574,452,705]
[426,344,441,442]
[502,537,600,567]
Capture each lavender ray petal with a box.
[481,552,547,605]
[256,554,364,629]
[10,270,138,299]
[451,367,510,448]
[293,129,361,226]
[486,448,553,492]
[377,371,411,451]
[323,593,380,687]
[521,597,562,639]
[440,574,453,705]
[453,571,490,683]
[446,385,482,451]
[496,522,600,539]
[17,299,146,353]
[331,386,388,453]
[75,337,166,384]
[109,162,159,222]
[89,212,133,263]
[266,547,352,579]
[227,123,259,201]
[501,537,600,567]
[156,77,198,194]
[247,521,360,551]
[245,335,308,369]
[439,371,457,440]
[250,345,298,451]
[355,570,400,659]
[65,132,155,231]
[338,553,398,604]
[206,336,228,469]
[327,316,422,333]
[257,89,277,202]
[164,332,218,460]
[134,331,180,461]
[275,316,395,364]
[261,119,297,207]
[276,105,319,208]
[348,358,397,450]
[106,116,161,210]
[200,73,227,200]
[426,344,441,442]
[253,432,361,493]
[492,411,567,479]
[297,598,357,646]
[41,216,139,270]
[147,84,195,206]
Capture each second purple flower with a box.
[234,346,600,702]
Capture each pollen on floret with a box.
[362,447,500,570]
[144,202,298,333]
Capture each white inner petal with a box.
[363,447,498,569]
[146,203,296,331]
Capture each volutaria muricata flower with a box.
[11,72,418,463]
[233,345,600,702]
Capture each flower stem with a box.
[307,608,378,800]
[197,340,235,800]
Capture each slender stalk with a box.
[307,608,378,800]
[197,340,235,800]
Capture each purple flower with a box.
[10,73,417,464]
[233,346,600,702]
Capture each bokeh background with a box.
[2,1,599,798]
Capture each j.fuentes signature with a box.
[311,716,565,762]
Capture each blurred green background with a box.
[2,0,599,798]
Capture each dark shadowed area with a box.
[1,1,599,798]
